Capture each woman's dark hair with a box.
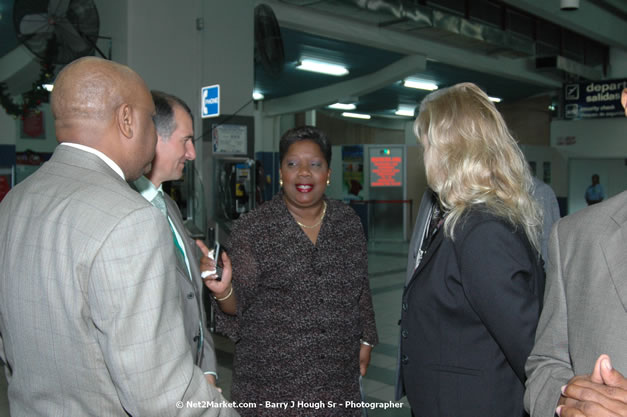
[279,126,332,165]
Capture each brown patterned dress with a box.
[215,192,378,416]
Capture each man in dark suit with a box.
[0,57,232,415]
[132,91,218,386]
[395,188,435,403]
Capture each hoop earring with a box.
[326,179,330,186]
[279,178,283,187]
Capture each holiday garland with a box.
[0,40,56,119]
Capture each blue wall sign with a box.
[201,84,220,118]
[564,79,627,120]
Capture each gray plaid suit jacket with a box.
[525,190,627,416]
[0,145,237,416]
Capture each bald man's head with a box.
[51,57,145,124]
[51,57,158,180]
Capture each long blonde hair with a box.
[414,82,541,253]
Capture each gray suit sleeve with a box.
[525,220,574,417]
[88,206,235,416]
[199,299,218,379]
[0,327,4,368]
[184,232,217,377]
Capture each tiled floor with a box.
[0,241,411,416]
[361,242,412,417]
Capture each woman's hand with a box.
[359,343,373,376]
[196,240,232,297]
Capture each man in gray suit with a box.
[524,89,627,416]
[0,57,235,416]
[132,91,218,386]
[395,188,436,402]
[531,176,561,265]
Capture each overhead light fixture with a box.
[42,83,54,92]
[403,78,438,91]
[296,58,349,76]
[561,0,579,10]
[328,102,356,110]
[252,90,264,100]
[342,112,371,120]
[488,96,502,103]
[395,104,416,117]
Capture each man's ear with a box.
[621,88,627,113]
[117,103,133,138]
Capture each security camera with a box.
[561,0,579,11]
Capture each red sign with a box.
[371,156,402,186]
[22,111,45,138]
[0,176,9,203]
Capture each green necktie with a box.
[151,191,186,268]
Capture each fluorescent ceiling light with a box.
[297,59,349,76]
[342,112,371,120]
[489,96,502,103]
[328,102,356,110]
[403,78,438,91]
[395,105,416,117]
[42,83,54,92]
[252,90,264,100]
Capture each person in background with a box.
[0,175,9,202]
[524,89,627,417]
[201,125,378,416]
[255,159,266,205]
[397,82,545,417]
[531,177,561,265]
[394,187,436,404]
[0,57,231,416]
[132,91,220,387]
[584,174,605,205]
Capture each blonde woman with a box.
[398,83,545,417]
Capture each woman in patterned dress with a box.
[203,126,378,416]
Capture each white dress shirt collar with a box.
[60,142,125,180]
[133,175,163,203]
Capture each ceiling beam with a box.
[262,54,426,116]
[262,0,564,90]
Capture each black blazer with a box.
[399,208,545,417]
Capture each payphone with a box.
[214,157,255,222]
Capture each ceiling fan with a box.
[13,0,101,65]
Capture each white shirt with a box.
[60,142,125,180]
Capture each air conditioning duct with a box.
[535,55,602,81]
